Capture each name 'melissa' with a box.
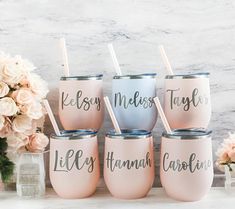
[114,91,154,109]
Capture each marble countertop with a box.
[0,187,234,209]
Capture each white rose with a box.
[7,133,29,152]
[0,117,12,138]
[27,133,49,152]
[26,102,43,119]
[0,52,10,75]
[0,81,9,97]
[0,54,36,86]
[0,97,18,116]
[0,59,25,85]
[14,88,34,105]
[12,114,32,133]
[28,73,48,99]
[0,115,5,130]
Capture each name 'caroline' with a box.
[163,152,211,173]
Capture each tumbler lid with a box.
[51,129,97,140]
[162,129,212,140]
[165,72,209,79]
[113,73,157,80]
[106,129,152,139]
[60,74,103,80]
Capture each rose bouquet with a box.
[216,132,235,172]
[0,52,49,182]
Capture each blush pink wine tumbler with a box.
[164,73,211,129]
[160,129,213,201]
[50,130,100,199]
[59,75,104,130]
[104,130,155,199]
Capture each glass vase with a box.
[16,152,46,198]
[224,163,235,193]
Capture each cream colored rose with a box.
[24,119,37,135]
[14,88,35,105]
[0,62,25,85]
[228,148,235,162]
[0,117,12,138]
[25,101,43,119]
[0,81,9,97]
[7,133,29,152]
[0,97,18,116]
[26,133,49,152]
[12,114,32,133]
[28,73,48,99]
[0,115,5,130]
[0,52,10,80]
[0,55,36,86]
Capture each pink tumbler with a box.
[164,73,211,129]
[104,130,154,199]
[50,130,100,199]
[160,129,213,201]
[59,75,104,130]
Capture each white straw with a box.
[108,43,122,76]
[153,97,172,134]
[103,96,122,134]
[59,38,70,77]
[43,100,61,136]
[159,45,174,75]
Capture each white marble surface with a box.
[0,188,235,209]
[1,0,235,186]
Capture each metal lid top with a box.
[106,129,152,139]
[60,74,103,81]
[162,129,212,140]
[51,129,97,140]
[113,73,157,80]
[165,72,209,79]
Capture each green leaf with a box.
[0,156,14,183]
[0,138,15,183]
[0,138,8,154]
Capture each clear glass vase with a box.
[224,163,235,193]
[16,152,46,198]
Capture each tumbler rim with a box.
[106,129,152,139]
[162,129,212,140]
[165,72,209,79]
[60,74,103,80]
[51,129,97,140]
[113,73,157,80]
